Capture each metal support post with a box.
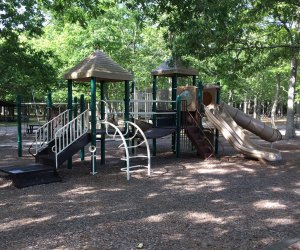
[67,79,73,169]
[176,95,182,158]
[100,81,105,165]
[17,95,22,157]
[80,94,85,160]
[215,82,221,155]
[152,76,157,156]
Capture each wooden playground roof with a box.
[63,50,133,82]
[151,58,198,77]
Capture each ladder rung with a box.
[121,165,150,172]
[120,155,148,160]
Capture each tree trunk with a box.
[253,96,257,119]
[228,90,233,106]
[257,100,261,120]
[271,74,280,128]
[285,56,297,139]
[243,97,247,114]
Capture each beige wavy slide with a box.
[204,105,282,162]
[221,103,282,142]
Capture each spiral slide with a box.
[204,105,282,162]
[222,103,282,142]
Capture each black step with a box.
[36,151,56,166]
[0,163,61,188]
[35,132,91,167]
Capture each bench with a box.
[26,124,42,134]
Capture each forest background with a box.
[0,0,299,139]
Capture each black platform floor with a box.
[0,163,54,175]
[0,163,61,188]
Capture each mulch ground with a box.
[0,126,299,250]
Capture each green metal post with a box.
[124,80,130,153]
[80,94,85,160]
[215,82,221,156]
[100,81,105,165]
[176,95,182,158]
[90,77,97,144]
[131,80,135,95]
[47,92,52,121]
[171,74,178,151]
[192,75,196,86]
[124,80,130,124]
[152,76,157,156]
[67,79,73,169]
[73,96,78,130]
[47,92,53,142]
[17,95,22,157]
[198,80,203,111]
[171,74,177,110]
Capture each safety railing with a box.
[33,109,70,154]
[54,109,90,168]
[130,99,175,119]
[101,99,176,121]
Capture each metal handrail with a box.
[33,109,70,154]
[99,119,151,180]
[54,109,90,168]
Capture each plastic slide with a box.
[204,105,282,162]
[221,103,282,142]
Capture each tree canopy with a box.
[0,0,299,137]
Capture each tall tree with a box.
[0,0,57,101]
[132,0,300,139]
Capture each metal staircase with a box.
[53,109,90,168]
[33,109,90,168]
[0,110,72,188]
[32,109,70,155]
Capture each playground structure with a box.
[0,50,283,188]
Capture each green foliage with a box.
[0,0,45,40]
[41,0,115,27]
[31,4,169,101]
[0,0,298,109]
[0,0,58,102]
[0,39,58,101]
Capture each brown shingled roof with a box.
[151,58,198,77]
[63,50,133,82]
